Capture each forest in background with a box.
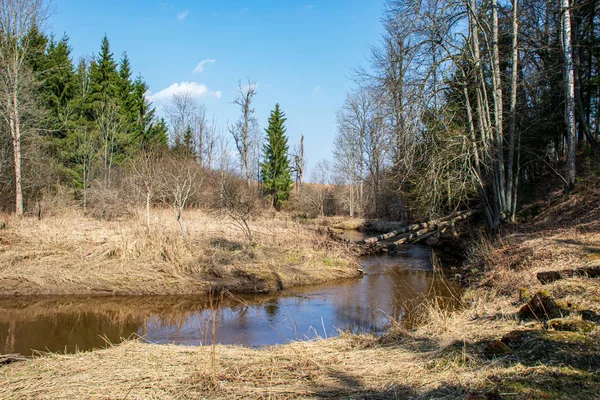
[1,0,599,231]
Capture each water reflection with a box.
[0,239,461,355]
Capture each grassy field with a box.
[1,184,599,399]
[0,208,361,296]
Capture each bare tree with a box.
[0,0,52,215]
[202,116,218,169]
[214,132,256,245]
[95,100,122,186]
[131,149,161,233]
[165,91,202,156]
[292,134,305,192]
[193,104,208,165]
[73,126,97,211]
[308,159,332,217]
[228,78,258,183]
[158,155,200,240]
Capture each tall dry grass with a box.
[0,207,360,295]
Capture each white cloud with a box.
[312,85,321,96]
[297,4,314,13]
[193,59,216,74]
[177,11,189,21]
[148,82,222,103]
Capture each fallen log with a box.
[391,209,480,245]
[537,266,600,284]
[361,208,479,245]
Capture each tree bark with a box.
[506,0,519,221]
[562,0,577,190]
[11,91,23,216]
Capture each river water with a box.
[0,231,461,355]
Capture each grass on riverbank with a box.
[1,295,597,399]
[1,180,599,399]
[0,208,361,296]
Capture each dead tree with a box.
[292,134,305,192]
[229,78,258,183]
[360,208,480,244]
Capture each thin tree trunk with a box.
[491,0,507,214]
[83,160,88,211]
[507,0,519,220]
[146,191,151,233]
[562,0,577,190]
[11,91,23,216]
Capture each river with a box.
[0,231,461,355]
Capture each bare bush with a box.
[85,182,134,221]
[157,155,202,240]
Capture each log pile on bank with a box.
[331,208,481,254]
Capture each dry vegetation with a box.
[1,179,600,399]
[0,208,361,296]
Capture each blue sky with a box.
[48,0,384,174]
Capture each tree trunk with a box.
[491,0,507,214]
[146,191,151,233]
[507,0,520,220]
[361,209,480,244]
[562,0,577,190]
[10,91,23,216]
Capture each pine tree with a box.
[261,104,292,210]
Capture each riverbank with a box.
[2,183,599,398]
[0,209,361,296]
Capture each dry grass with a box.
[2,297,596,399]
[0,323,514,399]
[0,208,361,296]
[2,183,600,399]
[465,182,600,299]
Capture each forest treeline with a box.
[0,0,301,227]
[1,0,599,231]
[328,0,600,228]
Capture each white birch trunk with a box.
[562,0,577,189]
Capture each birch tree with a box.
[0,0,51,215]
[562,0,577,190]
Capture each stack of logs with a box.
[334,208,481,254]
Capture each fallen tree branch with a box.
[361,208,481,245]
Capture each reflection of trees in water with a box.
[0,311,143,355]
[263,300,280,324]
[330,265,461,334]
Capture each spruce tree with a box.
[131,74,167,149]
[261,104,292,210]
[89,34,119,104]
[44,35,77,138]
